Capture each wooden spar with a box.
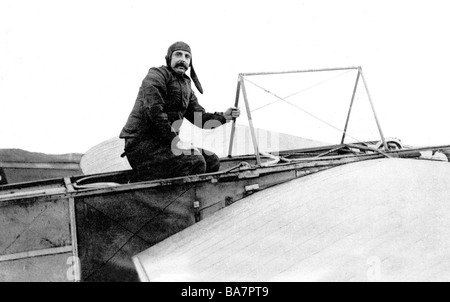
[0,162,80,170]
[240,75,262,166]
[315,145,349,158]
[346,143,392,158]
[0,246,73,263]
[240,66,359,77]
[63,177,80,282]
[359,67,388,150]
[69,197,80,282]
[227,76,241,158]
[341,69,361,144]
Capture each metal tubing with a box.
[240,66,359,77]
[359,67,388,150]
[341,70,361,144]
[227,77,241,157]
[240,76,262,165]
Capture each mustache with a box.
[174,61,189,69]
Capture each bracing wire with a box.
[243,74,369,145]
[84,184,195,281]
[250,69,354,113]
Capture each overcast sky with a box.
[1,0,449,154]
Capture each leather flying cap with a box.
[165,41,203,94]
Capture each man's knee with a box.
[181,155,206,175]
[127,150,208,178]
[204,153,220,173]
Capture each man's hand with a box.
[224,107,241,121]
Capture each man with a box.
[120,41,240,181]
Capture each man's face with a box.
[170,50,191,74]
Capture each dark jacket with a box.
[120,66,226,154]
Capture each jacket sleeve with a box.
[141,68,180,144]
[184,91,227,129]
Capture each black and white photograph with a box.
[1,0,450,288]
